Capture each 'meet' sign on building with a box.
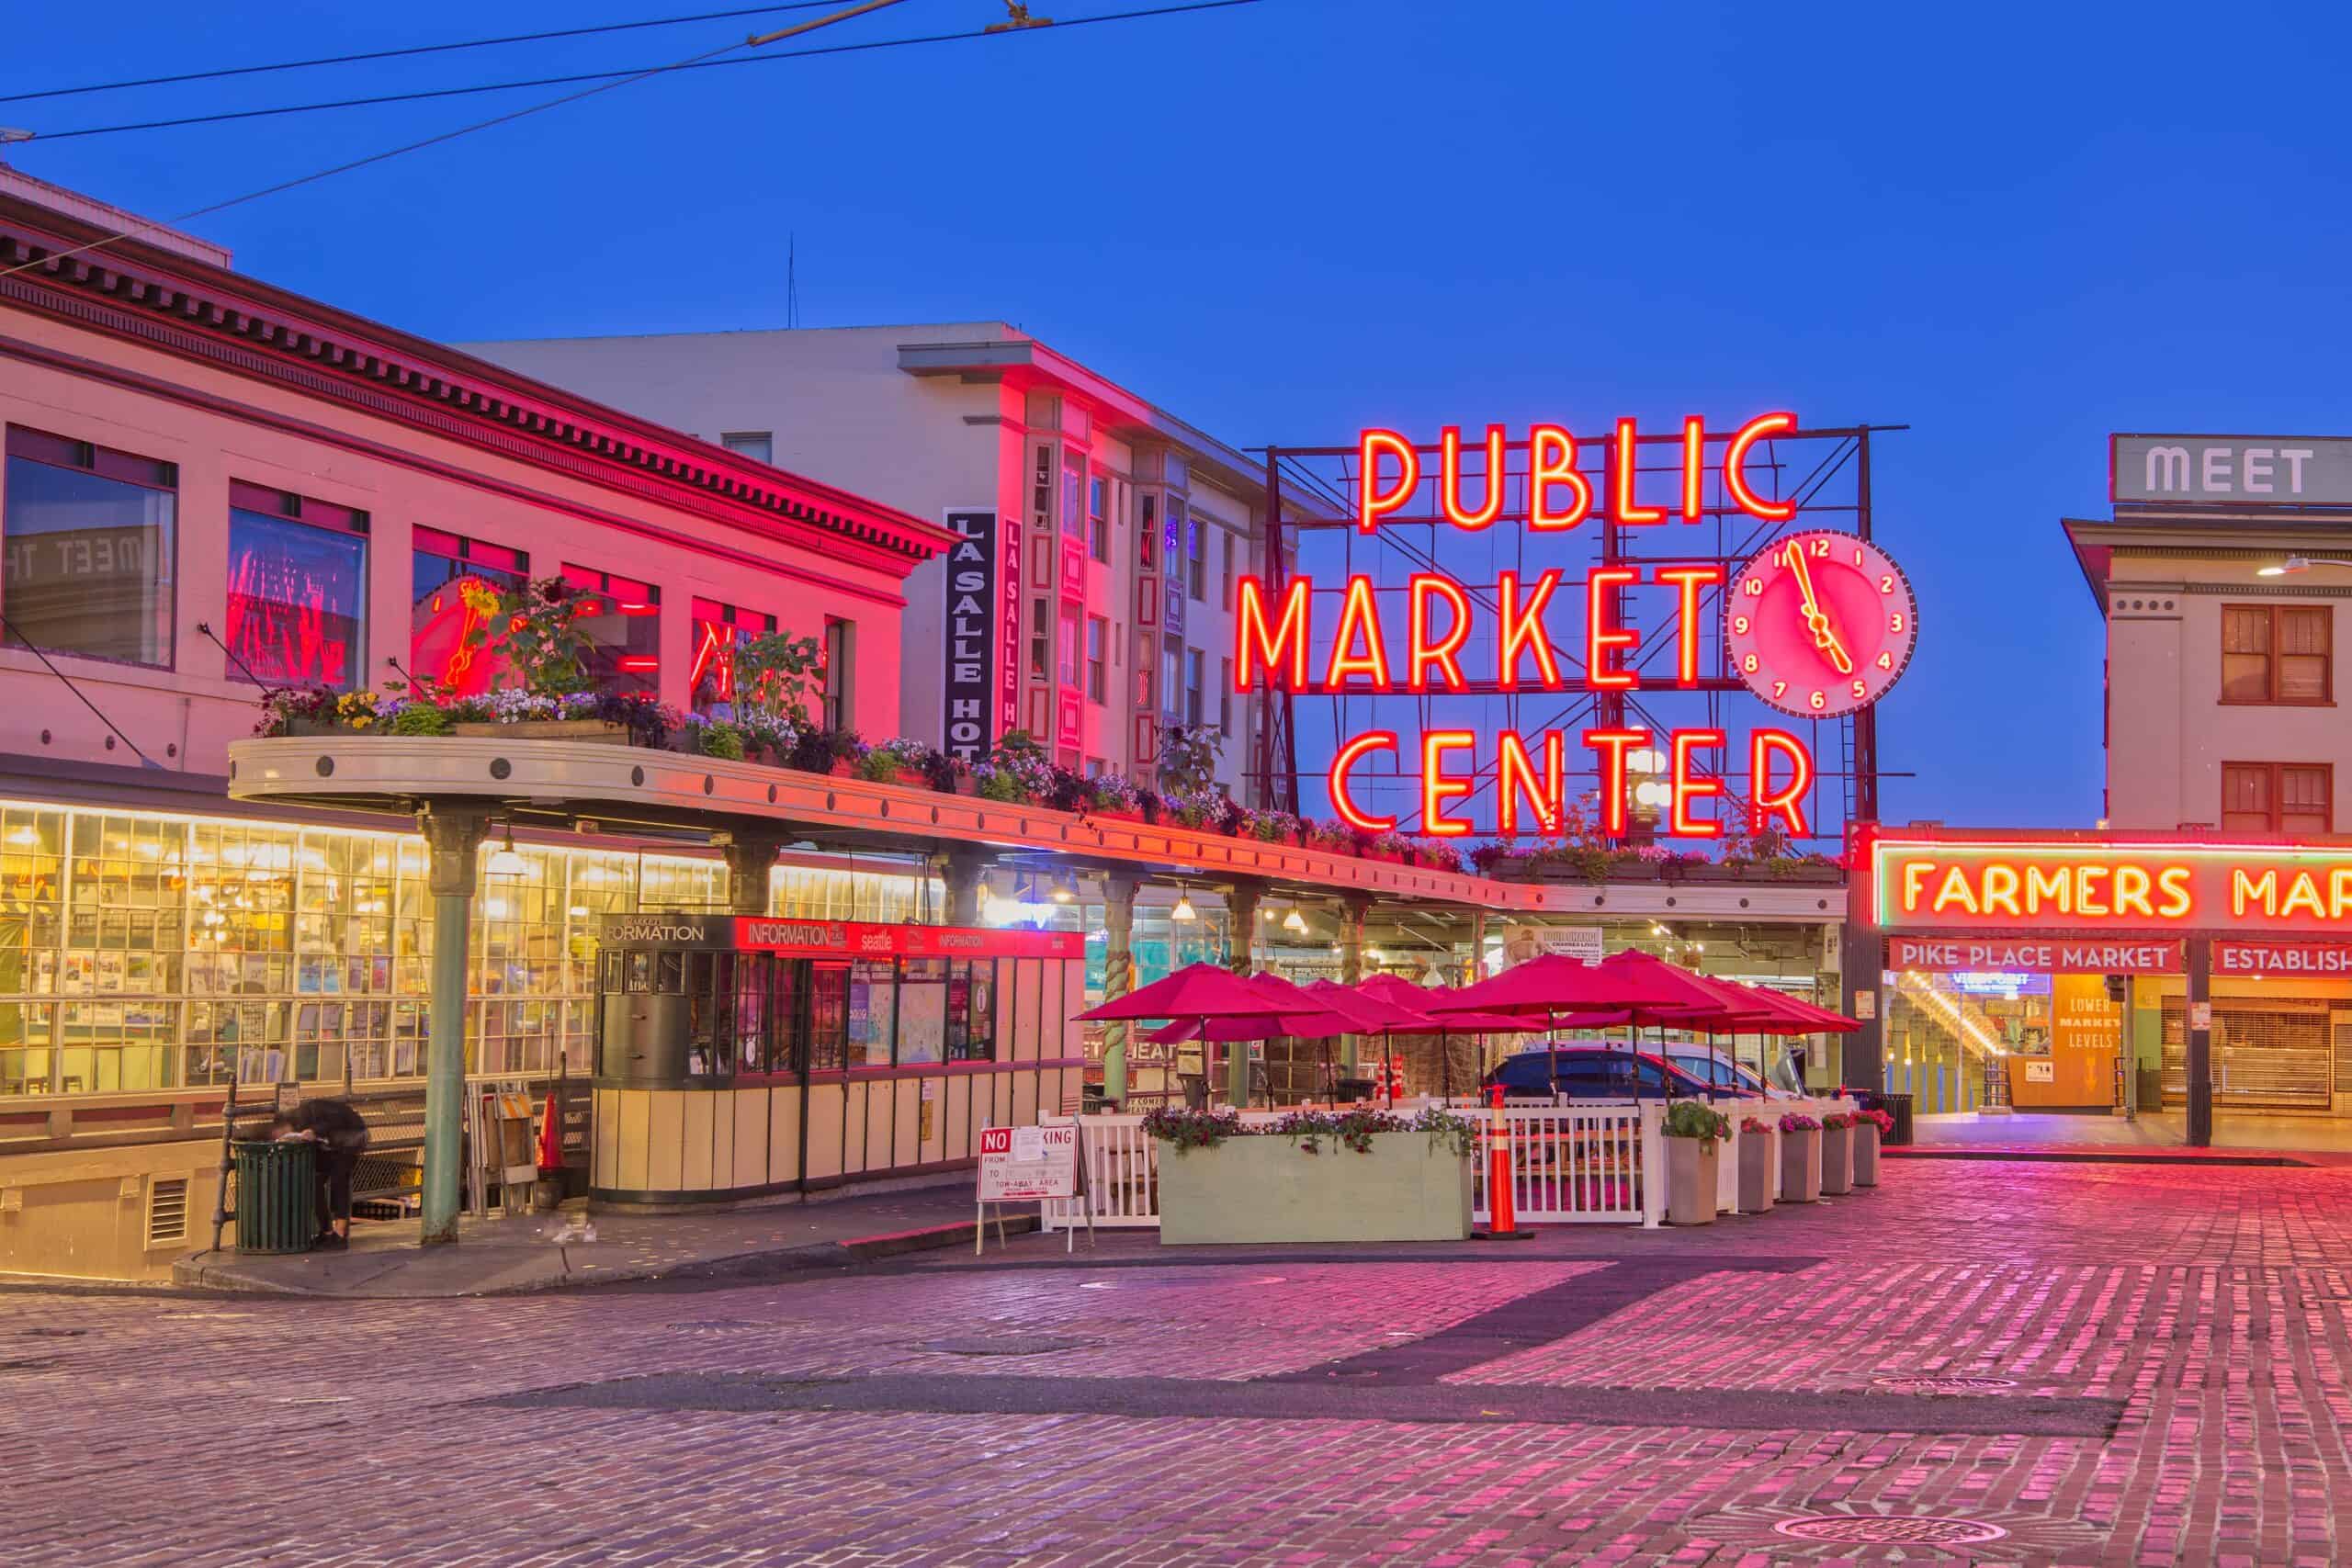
[2113,434,2352,507]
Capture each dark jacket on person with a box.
[288,1098,370,1156]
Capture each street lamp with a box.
[2256,556,2352,577]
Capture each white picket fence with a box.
[1041,1093,1858,1234]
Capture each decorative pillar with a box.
[1338,896,1371,1073]
[1225,880,1263,1106]
[721,834,790,916]
[419,807,490,1247]
[1102,875,1137,1105]
[2187,935,2213,1147]
[942,852,988,926]
[1467,910,1487,984]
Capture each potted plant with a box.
[1853,1107,1891,1187]
[1091,773,1148,823]
[1820,1111,1856,1195]
[1142,1105,1476,1244]
[255,685,345,738]
[1661,1100,1729,1225]
[860,738,931,786]
[1736,1115,1776,1213]
[448,577,630,742]
[1777,1111,1823,1203]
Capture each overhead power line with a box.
[29,1,1262,142]
[0,0,1262,288]
[0,3,853,106]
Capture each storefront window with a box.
[412,526,526,696]
[948,960,996,1062]
[808,964,849,1073]
[899,957,947,1065]
[688,597,777,715]
[3,426,176,669]
[560,564,659,696]
[226,484,367,692]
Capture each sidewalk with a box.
[1903,1110,2352,1166]
[172,1183,1032,1298]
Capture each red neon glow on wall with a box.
[1439,425,1507,530]
[1329,730,1399,833]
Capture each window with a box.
[1028,597,1048,680]
[2222,604,2331,704]
[822,616,854,731]
[1221,532,1235,607]
[1057,605,1080,687]
[1088,476,1109,563]
[3,427,177,669]
[560,564,659,695]
[412,526,527,695]
[226,482,367,691]
[1186,517,1205,601]
[1085,757,1105,777]
[1139,494,1158,570]
[1162,646,1181,717]
[721,432,774,465]
[847,958,897,1066]
[1086,615,1107,704]
[1219,657,1234,738]
[2222,762,2332,834]
[1061,450,1084,538]
[947,958,995,1063]
[1186,649,1204,727]
[688,597,777,714]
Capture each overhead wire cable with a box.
[28,2,1266,141]
[0,3,851,105]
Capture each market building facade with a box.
[463,323,1283,801]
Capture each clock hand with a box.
[1781,543,1855,675]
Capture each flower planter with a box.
[453,718,632,744]
[1852,1123,1880,1187]
[1779,1126,1823,1203]
[1094,806,1144,824]
[1155,1131,1473,1245]
[951,775,981,796]
[1737,1132,1777,1213]
[1821,1124,1853,1195]
[828,759,858,778]
[1665,1136,1720,1225]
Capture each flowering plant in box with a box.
[1856,1107,1894,1136]
[1821,1111,1856,1131]
[1778,1111,1821,1133]
[1091,773,1148,815]
[1739,1116,1773,1134]
[1662,1100,1732,1141]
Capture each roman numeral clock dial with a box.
[1724,530,1918,717]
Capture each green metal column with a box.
[419,807,488,1247]
[1102,875,1136,1104]
[722,834,789,917]
[943,852,987,926]
[1225,879,1262,1106]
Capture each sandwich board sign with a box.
[977,1123,1088,1252]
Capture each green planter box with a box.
[1155,1131,1473,1245]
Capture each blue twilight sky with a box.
[8,0,2349,830]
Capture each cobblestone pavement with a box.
[12,1160,2352,1565]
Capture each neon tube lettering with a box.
[1611,417,1663,525]
[1498,570,1562,689]
[1324,575,1391,690]
[1529,424,1591,530]
[1329,731,1399,833]
[1358,430,1418,534]
[1587,567,1638,689]
[1234,575,1311,691]
[1497,729,1565,836]
[1439,425,1506,530]
[1724,412,1798,521]
[1408,574,1472,691]
[1420,730,1476,837]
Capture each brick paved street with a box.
[12,1160,2352,1565]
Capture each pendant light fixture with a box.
[486,827,527,878]
[1170,885,1198,922]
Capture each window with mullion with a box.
[2222,603,2331,705]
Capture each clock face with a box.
[1724,531,1917,718]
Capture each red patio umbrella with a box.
[1421,955,1700,1096]
[1078,962,1301,1108]
[1354,976,1533,1100]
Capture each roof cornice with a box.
[0,196,953,576]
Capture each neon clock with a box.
[1724,530,1917,717]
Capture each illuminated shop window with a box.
[688,597,776,715]
[560,563,660,696]
[411,526,526,696]
[2,426,177,669]
[225,481,367,692]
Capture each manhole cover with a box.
[1872,1375,2018,1393]
[915,1335,1093,1357]
[1775,1516,2009,1546]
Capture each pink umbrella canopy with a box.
[1076,962,1298,1022]
[1146,1009,1369,1044]
[1303,977,1432,1032]
[1353,976,1533,1036]
[1427,953,1696,1019]
[1729,983,1860,1033]
[1600,951,1777,1030]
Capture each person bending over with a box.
[270,1098,371,1250]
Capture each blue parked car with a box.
[1484,1044,1756,1100]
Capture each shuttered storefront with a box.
[2162,998,2333,1110]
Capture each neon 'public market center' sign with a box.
[1232,414,1918,840]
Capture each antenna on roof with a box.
[0,129,32,166]
[786,231,799,330]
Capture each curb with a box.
[167,1213,1041,1299]
[1884,1147,2308,1168]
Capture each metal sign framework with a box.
[1251,423,1904,842]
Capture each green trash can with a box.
[232,1139,318,1254]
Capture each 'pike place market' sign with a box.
[1235,413,1919,841]
[1869,837,2352,938]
